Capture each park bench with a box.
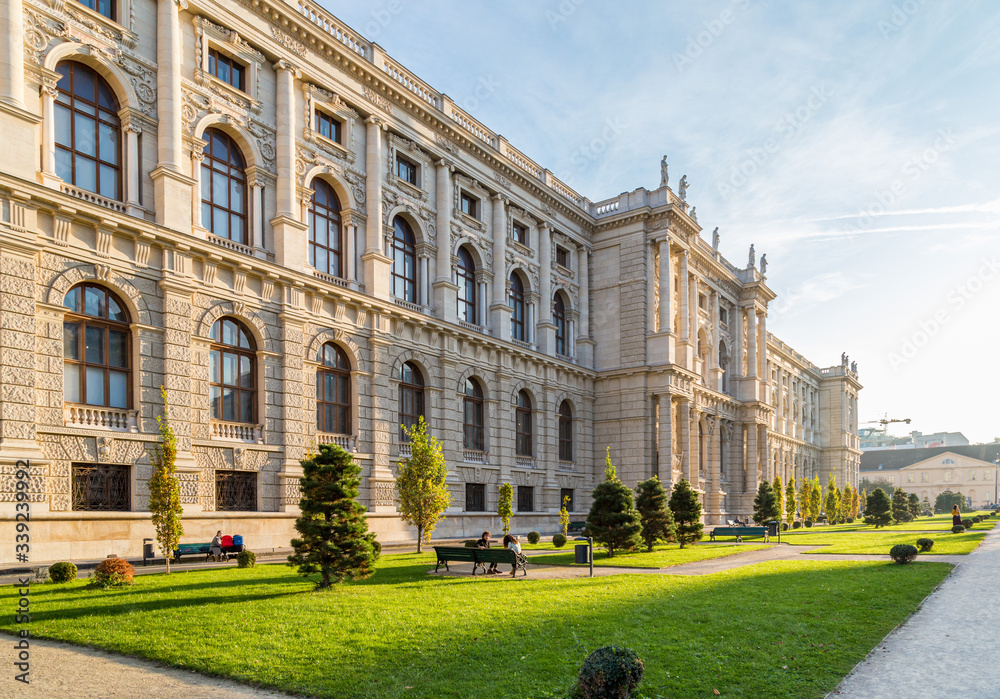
[173,541,245,563]
[433,546,528,576]
[567,521,587,534]
[709,526,769,543]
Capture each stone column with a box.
[362,117,391,299]
[151,0,192,230]
[537,223,553,352]
[758,310,768,380]
[190,151,204,229]
[745,422,758,500]
[122,118,142,215]
[657,395,673,486]
[578,246,590,337]
[657,239,671,334]
[709,418,724,520]
[433,159,455,319]
[0,0,24,108]
[343,214,356,281]
[271,62,308,269]
[40,83,58,179]
[490,193,510,341]
[746,307,757,378]
[679,399,692,483]
[418,255,429,306]
[277,286,307,512]
[250,178,264,252]
[679,250,690,367]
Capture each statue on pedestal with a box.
[759,254,767,274]
[748,243,755,268]
[660,155,669,187]
[850,360,857,374]
[712,227,720,250]
[678,175,689,200]
[690,207,697,222]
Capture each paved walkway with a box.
[833,525,1000,697]
[1,637,294,698]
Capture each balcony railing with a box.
[463,450,488,464]
[515,456,536,469]
[317,432,357,452]
[60,184,127,214]
[208,235,254,257]
[64,405,138,432]
[210,421,263,443]
[396,443,412,459]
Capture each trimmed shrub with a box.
[577,645,644,699]
[804,520,813,528]
[792,521,802,529]
[915,538,934,552]
[372,540,382,561]
[527,531,541,545]
[846,517,854,524]
[962,519,974,529]
[48,562,77,584]
[781,522,788,531]
[973,515,983,523]
[464,539,478,548]
[553,533,567,548]
[93,558,134,588]
[890,544,918,564]
[897,512,914,523]
[237,550,256,568]
[952,525,966,534]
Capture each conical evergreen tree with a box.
[824,474,840,523]
[753,479,780,524]
[668,478,704,548]
[584,448,642,557]
[635,476,676,552]
[809,477,822,521]
[891,487,909,523]
[772,475,784,525]
[863,487,892,528]
[288,443,379,588]
[785,477,798,524]
[907,492,921,519]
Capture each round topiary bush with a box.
[527,531,541,545]
[553,533,567,548]
[973,516,983,523]
[781,522,788,531]
[93,558,134,588]
[890,544,918,564]
[898,512,914,523]
[792,521,802,529]
[577,645,644,699]
[915,538,934,552]
[48,562,77,584]
[952,525,966,534]
[237,550,256,568]
[804,520,813,528]
[962,519,974,529]
[846,517,854,524]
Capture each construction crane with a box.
[863,414,911,435]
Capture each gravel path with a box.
[833,525,1000,697]
[1,637,296,698]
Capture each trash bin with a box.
[142,538,154,565]
[766,520,778,537]
[575,543,590,564]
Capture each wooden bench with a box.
[173,542,245,563]
[709,526,769,543]
[433,546,528,576]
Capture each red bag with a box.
[221,535,234,547]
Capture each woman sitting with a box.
[502,534,526,577]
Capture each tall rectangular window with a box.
[216,470,257,511]
[396,155,417,185]
[314,111,342,143]
[556,246,570,268]
[466,483,485,512]
[517,486,534,512]
[208,49,246,92]
[513,222,528,246]
[460,192,477,219]
[560,488,575,512]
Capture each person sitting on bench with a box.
[210,530,224,559]
[503,534,526,577]
[477,531,500,574]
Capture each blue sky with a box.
[322,0,1000,443]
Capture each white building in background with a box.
[0,0,860,562]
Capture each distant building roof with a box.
[861,443,1000,472]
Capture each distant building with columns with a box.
[0,0,860,562]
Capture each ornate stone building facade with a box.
[0,0,859,562]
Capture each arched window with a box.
[516,389,533,457]
[509,273,525,341]
[63,283,130,408]
[457,247,477,325]
[209,318,256,423]
[317,343,350,435]
[54,62,121,200]
[309,179,342,277]
[558,400,573,462]
[201,129,248,244]
[399,361,424,441]
[554,293,567,356]
[392,216,417,302]
[463,378,484,451]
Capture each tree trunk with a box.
[165,554,171,574]
[417,526,423,553]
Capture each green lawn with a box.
[794,512,996,533]
[1,554,952,698]
[781,530,985,554]
[530,542,771,569]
